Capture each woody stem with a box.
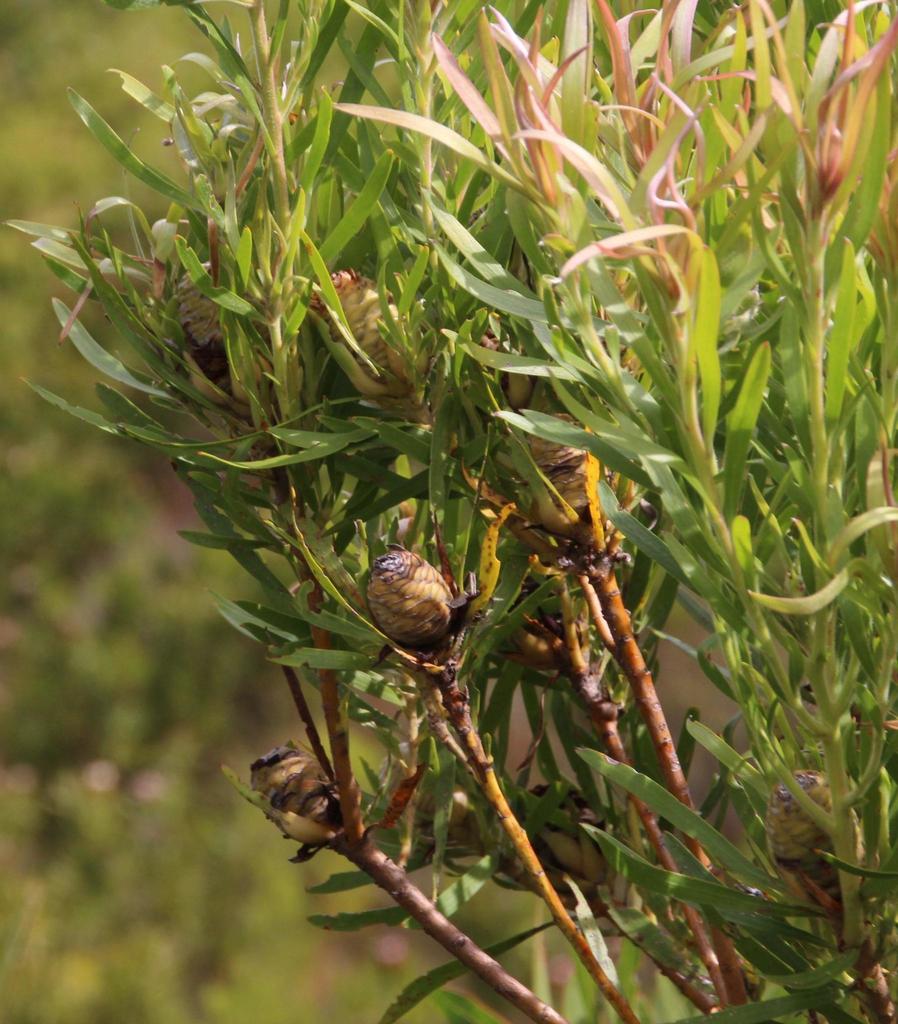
[424,666,642,1024]
[334,833,569,1024]
[581,573,747,1005]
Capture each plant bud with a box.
[366,548,454,647]
[765,770,838,896]
[512,626,560,670]
[250,745,340,846]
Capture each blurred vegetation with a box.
[0,4,458,1021]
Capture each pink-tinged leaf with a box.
[560,224,695,276]
[476,12,520,160]
[824,11,898,102]
[57,283,94,344]
[560,0,592,146]
[543,46,589,110]
[592,0,637,110]
[431,35,504,144]
[671,0,700,73]
[513,127,633,223]
[488,11,545,95]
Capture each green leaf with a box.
[817,852,898,881]
[829,507,898,567]
[566,877,618,987]
[723,342,770,520]
[318,150,393,265]
[435,246,551,324]
[26,381,119,435]
[377,924,551,1024]
[235,226,253,289]
[273,649,372,671]
[308,906,408,931]
[584,827,813,918]
[598,482,690,587]
[577,750,781,891]
[685,721,768,798]
[110,69,175,121]
[221,764,270,814]
[561,0,592,147]
[68,90,198,209]
[52,299,166,397]
[748,567,849,615]
[671,989,839,1024]
[432,991,503,1024]
[299,91,333,191]
[606,903,704,988]
[824,240,858,424]
[693,248,722,440]
[462,342,578,380]
[174,238,255,314]
[306,870,372,894]
[432,205,534,296]
[334,103,521,192]
[431,854,498,920]
[761,950,856,989]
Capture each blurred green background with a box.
[0,4,462,1021]
[0,5,726,1022]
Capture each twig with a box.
[581,573,748,1005]
[334,833,569,1024]
[854,937,896,1024]
[311,621,365,845]
[572,667,721,1013]
[236,128,265,197]
[280,665,334,780]
[426,664,643,1024]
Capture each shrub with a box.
[15,1,898,1021]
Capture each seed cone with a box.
[367,548,453,647]
[527,427,591,535]
[250,745,340,846]
[175,271,260,412]
[177,272,223,350]
[321,270,427,420]
[415,788,482,860]
[530,435,589,512]
[330,270,397,373]
[765,770,838,896]
[532,786,608,899]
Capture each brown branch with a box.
[854,938,896,1024]
[428,666,643,1024]
[280,665,334,780]
[335,833,569,1024]
[236,128,266,197]
[581,573,748,1006]
[572,665,721,1013]
[311,621,365,845]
